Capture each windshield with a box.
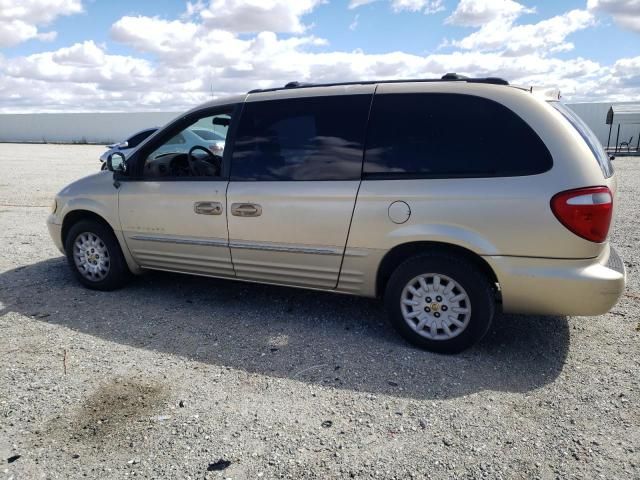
[551,102,613,178]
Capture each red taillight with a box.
[550,186,613,243]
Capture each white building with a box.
[0,101,638,151]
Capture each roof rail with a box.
[247,73,509,93]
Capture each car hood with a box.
[58,171,115,198]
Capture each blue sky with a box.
[0,0,639,111]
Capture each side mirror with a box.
[117,141,129,149]
[107,152,127,173]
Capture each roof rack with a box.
[247,73,509,94]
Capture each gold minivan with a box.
[47,75,626,353]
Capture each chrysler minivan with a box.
[47,75,626,353]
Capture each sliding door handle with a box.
[231,203,262,217]
[194,201,223,215]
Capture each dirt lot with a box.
[0,143,638,480]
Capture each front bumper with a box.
[47,214,64,254]
[486,245,626,316]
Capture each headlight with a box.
[50,198,57,214]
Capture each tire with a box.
[384,253,495,354]
[100,162,107,171]
[64,219,131,291]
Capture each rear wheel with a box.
[384,253,495,353]
[64,220,131,291]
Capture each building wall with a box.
[0,112,178,144]
[0,102,638,149]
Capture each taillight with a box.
[550,186,613,243]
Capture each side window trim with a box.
[222,101,245,182]
[120,103,242,182]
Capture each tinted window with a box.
[363,93,553,178]
[231,95,371,181]
[127,129,156,148]
[551,102,613,178]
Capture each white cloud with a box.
[349,14,360,30]
[1,0,639,112]
[390,0,444,13]
[193,0,324,33]
[349,0,376,8]
[111,16,199,60]
[446,0,533,26]
[349,0,444,13]
[588,0,640,33]
[449,8,595,56]
[0,0,83,47]
[4,41,154,89]
[1,32,632,112]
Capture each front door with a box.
[118,106,236,277]
[226,91,373,289]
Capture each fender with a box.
[53,173,142,274]
[386,223,499,256]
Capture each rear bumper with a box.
[486,245,626,316]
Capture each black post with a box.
[607,122,613,150]
[615,124,621,153]
[636,129,639,153]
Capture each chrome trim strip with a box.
[130,235,228,247]
[229,240,342,256]
[131,235,344,256]
[343,248,370,257]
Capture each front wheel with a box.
[384,253,495,354]
[64,220,131,291]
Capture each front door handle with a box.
[194,201,223,215]
[231,203,262,217]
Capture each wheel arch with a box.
[61,209,142,275]
[375,241,500,300]
[61,209,115,247]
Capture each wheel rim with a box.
[73,232,110,281]
[400,273,471,341]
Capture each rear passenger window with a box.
[363,93,552,178]
[231,95,371,181]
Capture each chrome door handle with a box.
[231,203,262,217]
[194,201,223,215]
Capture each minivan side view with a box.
[47,75,626,353]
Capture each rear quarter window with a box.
[363,93,553,178]
[551,102,613,178]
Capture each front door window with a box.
[142,111,232,178]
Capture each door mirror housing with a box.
[117,140,129,149]
[107,152,127,173]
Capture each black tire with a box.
[100,162,107,171]
[64,219,131,291]
[384,253,495,354]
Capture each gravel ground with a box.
[0,143,638,480]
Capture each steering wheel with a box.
[187,145,218,176]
